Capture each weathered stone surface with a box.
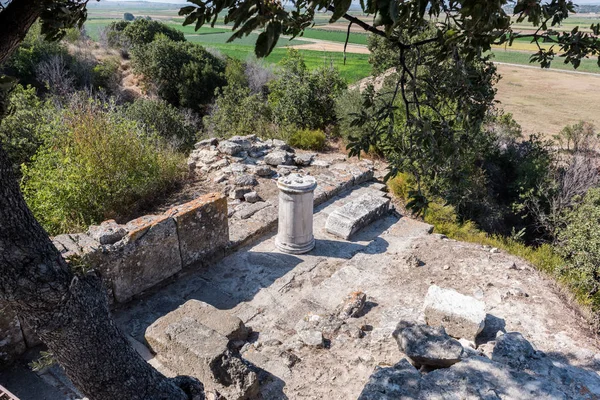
[227,136,253,151]
[87,219,127,245]
[264,150,294,166]
[338,291,367,319]
[103,215,182,303]
[191,149,220,165]
[393,321,464,368]
[423,285,486,341]
[234,174,258,187]
[0,307,26,366]
[229,187,252,200]
[170,193,229,267]
[214,173,228,183]
[357,359,421,400]
[298,330,324,348]
[253,165,274,177]
[236,201,271,220]
[146,310,258,399]
[492,332,536,369]
[148,300,249,342]
[218,141,243,155]
[195,138,218,148]
[270,139,292,151]
[295,153,315,167]
[325,194,390,239]
[52,232,101,260]
[243,191,260,203]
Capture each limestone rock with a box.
[264,150,294,166]
[234,174,258,187]
[254,165,274,177]
[243,191,260,203]
[357,359,421,400]
[227,136,253,151]
[423,285,486,341]
[192,149,220,165]
[338,291,367,319]
[88,219,127,245]
[298,330,324,348]
[195,138,218,148]
[218,141,243,156]
[169,193,228,267]
[295,153,315,167]
[491,332,535,369]
[236,201,270,220]
[271,139,293,151]
[146,314,257,400]
[325,194,390,240]
[393,321,464,368]
[229,187,252,200]
[101,215,182,303]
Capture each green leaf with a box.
[330,0,352,22]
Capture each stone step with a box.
[325,194,391,240]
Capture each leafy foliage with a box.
[268,50,345,130]
[124,98,198,151]
[131,37,226,110]
[21,97,186,235]
[0,85,56,174]
[558,188,600,309]
[289,128,326,151]
[105,19,185,48]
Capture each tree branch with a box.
[0,0,43,64]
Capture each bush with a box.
[2,23,69,87]
[288,128,326,151]
[131,38,226,110]
[91,58,120,91]
[106,19,185,48]
[268,49,346,130]
[0,85,56,173]
[557,188,600,309]
[124,98,198,150]
[21,99,186,235]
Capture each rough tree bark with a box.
[0,2,204,399]
[0,0,43,64]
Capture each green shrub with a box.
[131,38,226,110]
[2,24,69,87]
[21,100,186,235]
[557,188,600,309]
[288,128,326,151]
[124,98,198,150]
[106,19,185,48]
[0,85,56,173]
[268,49,346,130]
[91,58,120,91]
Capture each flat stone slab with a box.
[145,303,257,399]
[393,321,464,368]
[423,285,486,341]
[325,194,390,239]
[358,359,421,400]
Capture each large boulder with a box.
[393,321,464,368]
[357,359,421,400]
[423,285,486,342]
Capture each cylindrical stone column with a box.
[275,173,317,254]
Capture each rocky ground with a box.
[2,143,600,399]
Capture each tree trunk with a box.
[0,143,201,399]
[0,0,42,64]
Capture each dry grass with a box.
[495,64,600,138]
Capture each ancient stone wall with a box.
[0,193,228,366]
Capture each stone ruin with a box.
[3,134,600,400]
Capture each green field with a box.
[490,49,600,73]
[297,28,369,45]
